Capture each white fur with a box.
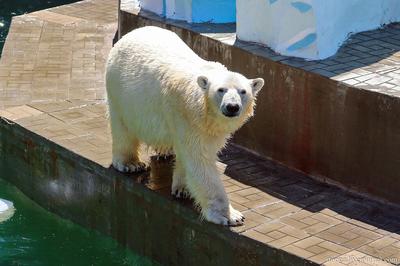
[106,26,264,226]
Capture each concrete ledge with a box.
[236,0,400,60]
[119,7,400,205]
[0,119,315,266]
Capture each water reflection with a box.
[0,178,157,266]
[0,198,15,223]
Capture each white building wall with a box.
[165,0,192,22]
[140,0,165,16]
[237,0,400,60]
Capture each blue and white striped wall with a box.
[139,0,400,60]
[140,0,236,23]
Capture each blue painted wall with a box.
[192,0,236,23]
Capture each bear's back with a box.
[113,26,204,75]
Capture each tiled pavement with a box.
[3,100,400,265]
[221,23,400,97]
[1,0,400,265]
[0,0,117,109]
[281,23,400,96]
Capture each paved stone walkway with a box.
[231,23,400,97]
[1,1,400,265]
[279,24,400,97]
[0,0,116,109]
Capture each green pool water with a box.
[0,178,157,266]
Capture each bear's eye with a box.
[217,88,225,93]
[240,89,246,95]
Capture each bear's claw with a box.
[172,187,190,199]
[155,154,174,161]
[113,161,148,173]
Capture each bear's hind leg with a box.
[110,113,147,173]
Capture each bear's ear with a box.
[251,78,264,95]
[197,76,210,91]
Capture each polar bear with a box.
[106,26,264,226]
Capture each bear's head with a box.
[197,71,264,122]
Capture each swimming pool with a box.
[0,0,80,54]
[0,177,158,266]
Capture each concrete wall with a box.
[191,0,235,23]
[166,0,191,22]
[119,10,400,205]
[140,0,165,16]
[141,0,236,23]
[237,0,400,59]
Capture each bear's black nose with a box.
[226,103,240,115]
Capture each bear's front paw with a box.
[112,161,148,173]
[204,205,244,226]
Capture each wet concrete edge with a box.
[0,119,317,265]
